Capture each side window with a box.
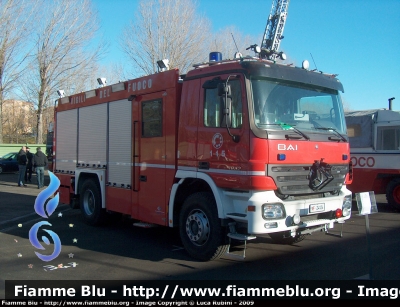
[347,124,362,137]
[142,99,162,137]
[376,126,400,150]
[204,88,221,127]
[203,79,242,128]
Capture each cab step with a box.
[227,233,256,241]
[224,223,256,260]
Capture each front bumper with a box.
[223,187,352,235]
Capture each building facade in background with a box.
[2,99,53,144]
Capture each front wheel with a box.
[386,178,400,210]
[80,179,108,226]
[179,192,229,261]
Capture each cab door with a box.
[135,91,167,225]
[196,74,248,189]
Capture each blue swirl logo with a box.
[29,171,62,261]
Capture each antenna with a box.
[231,33,242,59]
[310,53,318,71]
[231,33,240,53]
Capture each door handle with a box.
[198,162,209,170]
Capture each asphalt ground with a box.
[0,171,59,230]
[1,171,400,300]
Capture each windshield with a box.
[251,78,347,135]
[1,153,15,159]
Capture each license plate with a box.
[309,203,325,213]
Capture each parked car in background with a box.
[0,152,19,174]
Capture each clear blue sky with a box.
[94,0,400,111]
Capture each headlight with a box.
[262,203,286,219]
[342,195,352,217]
[292,214,301,225]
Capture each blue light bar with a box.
[209,52,222,62]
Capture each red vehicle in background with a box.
[346,109,400,209]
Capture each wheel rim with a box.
[185,209,210,246]
[83,190,95,216]
[393,185,400,204]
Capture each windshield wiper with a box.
[260,122,310,140]
[315,127,347,142]
[287,126,310,140]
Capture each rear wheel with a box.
[179,192,229,261]
[269,232,305,245]
[386,178,400,210]
[80,179,108,226]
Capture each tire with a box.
[386,178,400,210]
[179,192,229,261]
[269,232,305,245]
[80,179,108,226]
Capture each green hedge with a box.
[0,144,46,157]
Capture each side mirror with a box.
[221,98,232,127]
[218,83,232,127]
[213,76,240,143]
[218,83,231,97]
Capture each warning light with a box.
[209,52,222,62]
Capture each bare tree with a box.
[75,62,125,91]
[210,26,259,60]
[120,0,212,75]
[342,97,352,112]
[19,0,107,143]
[0,0,37,143]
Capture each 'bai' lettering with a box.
[277,144,298,150]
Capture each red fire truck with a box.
[53,48,353,261]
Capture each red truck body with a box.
[52,53,353,260]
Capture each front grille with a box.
[268,164,348,196]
